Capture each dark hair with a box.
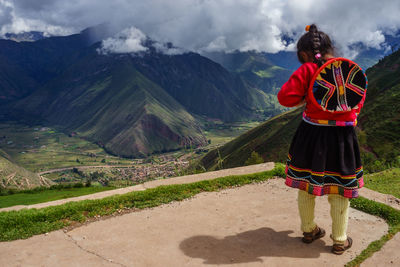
[297,24,334,66]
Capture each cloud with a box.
[97,27,188,55]
[0,1,12,26]
[98,27,148,54]
[1,0,400,57]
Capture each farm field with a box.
[0,122,132,172]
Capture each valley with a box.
[0,119,263,192]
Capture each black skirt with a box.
[285,120,363,198]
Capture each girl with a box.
[277,24,365,255]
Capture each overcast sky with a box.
[1,0,400,56]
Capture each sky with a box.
[1,0,400,57]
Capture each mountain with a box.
[9,47,208,157]
[198,108,302,171]
[1,26,285,157]
[201,51,292,117]
[354,32,400,70]
[0,149,48,189]
[202,51,293,94]
[0,30,95,101]
[131,47,272,121]
[357,48,400,170]
[198,49,400,172]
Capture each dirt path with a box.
[1,162,274,212]
[0,178,388,267]
[38,165,133,175]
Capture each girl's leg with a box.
[298,190,317,232]
[328,194,350,244]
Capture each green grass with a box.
[364,168,400,199]
[254,66,285,78]
[0,186,116,208]
[0,164,286,241]
[202,120,262,147]
[346,197,400,267]
[345,168,400,266]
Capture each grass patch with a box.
[364,168,400,199]
[0,185,115,208]
[201,120,262,148]
[336,168,400,266]
[0,164,285,241]
[345,197,400,266]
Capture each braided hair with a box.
[297,24,334,67]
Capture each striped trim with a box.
[287,165,359,179]
[285,177,363,198]
[302,112,357,127]
[285,155,363,198]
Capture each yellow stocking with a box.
[297,190,317,232]
[328,194,350,244]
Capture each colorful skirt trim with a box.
[285,163,364,198]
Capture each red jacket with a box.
[277,62,365,126]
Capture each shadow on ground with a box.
[180,227,330,264]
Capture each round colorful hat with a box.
[308,58,367,112]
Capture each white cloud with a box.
[0,0,400,57]
[98,27,147,54]
[204,36,228,52]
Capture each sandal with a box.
[332,237,353,255]
[302,226,326,244]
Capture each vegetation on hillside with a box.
[358,49,400,172]
[198,108,302,170]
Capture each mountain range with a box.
[0,27,288,157]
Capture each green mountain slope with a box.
[199,49,400,171]
[0,33,92,102]
[13,51,207,157]
[132,49,278,121]
[199,108,302,170]
[357,49,400,169]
